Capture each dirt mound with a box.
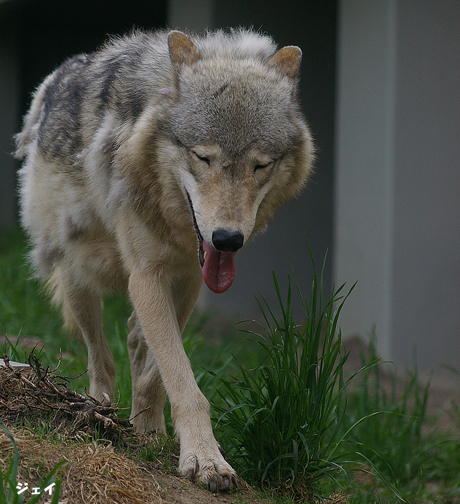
[0,427,278,504]
[0,429,164,503]
[0,354,280,503]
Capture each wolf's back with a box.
[16,29,281,162]
[16,32,168,160]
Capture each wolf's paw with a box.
[179,450,238,492]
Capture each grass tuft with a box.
[212,251,357,497]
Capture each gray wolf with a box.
[16,29,314,490]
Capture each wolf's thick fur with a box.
[16,29,314,490]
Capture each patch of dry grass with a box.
[0,428,164,504]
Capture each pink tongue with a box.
[202,241,236,293]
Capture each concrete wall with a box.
[334,0,397,360]
[391,1,460,368]
[334,0,460,369]
[168,0,213,30]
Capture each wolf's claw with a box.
[209,479,217,492]
[206,471,238,492]
[180,453,238,491]
[186,469,195,481]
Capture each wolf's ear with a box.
[267,46,302,79]
[168,31,202,68]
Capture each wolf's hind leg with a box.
[127,311,167,432]
[57,268,116,402]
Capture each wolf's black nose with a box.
[212,229,244,253]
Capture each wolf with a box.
[15,29,314,490]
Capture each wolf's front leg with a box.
[128,268,238,491]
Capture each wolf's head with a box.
[160,31,314,293]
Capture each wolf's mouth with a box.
[186,193,237,294]
[187,193,206,268]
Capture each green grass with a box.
[337,337,460,502]
[210,258,355,498]
[2,227,460,502]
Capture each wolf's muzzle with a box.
[212,228,244,253]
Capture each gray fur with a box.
[16,29,314,490]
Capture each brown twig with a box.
[1,350,131,437]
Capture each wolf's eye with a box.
[254,161,272,171]
[192,151,210,165]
